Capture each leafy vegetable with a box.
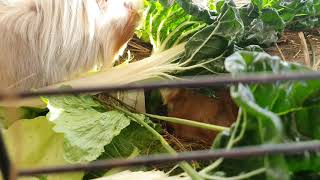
[0,107,47,128]
[137,0,319,77]
[102,121,165,159]
[136,0,206,52]
[174,0,217,24]
[42,95,131,163]
[238,4,285,47]
[252,0,320,31]
[177,0,244,75]
[2,116,83,180]
[83,121,165,180]
[208,50,320,179]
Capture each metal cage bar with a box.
[17,141,320,177]
[1,72,320,100]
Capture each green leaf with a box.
[238,4,285,47]
[249,0,320,31]
[220,50,320,178]
[102,121,165,159]
[175,0,217,24]
[177,0,244,75]
[230,84,283,143]
[225,50,320,115]
[0,106,47,128]
[265,155,289,180]
[292,107,320,140]
[43,95,131,163]
[210,111,268,179]
[83,117,165,179]
[268,0,320,31]
[136,0,205,52]
[2,116,83,180]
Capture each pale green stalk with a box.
[145,113,229,132]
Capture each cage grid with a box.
[1,72,320,180]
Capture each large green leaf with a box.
[251,0,320,30]
[225,50,320,115]
[136,0,205,52]
[43,95,131,163]
[2,116,83,180]
[82,121,165,180]
[177,0,244,75]
[0,106,47,128]
[212,50,320,179]
[230,84,284,143]
[237,4,285,47]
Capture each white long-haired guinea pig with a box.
[0,0,143,91]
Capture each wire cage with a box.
[1,72,320,180]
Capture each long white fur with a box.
[0,43,185,107]
[0,0,189,108]
[0,0,142,90]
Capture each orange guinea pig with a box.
[161,88,238,145]
[0,0,142,90]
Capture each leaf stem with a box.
[145,113,229,132]
[200,110,243,174]
[110,105,203,180]
[200,168,266,180]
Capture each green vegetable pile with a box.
[1,0,320,179]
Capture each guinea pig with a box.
[161,88,238,144]
[0,0,143,91]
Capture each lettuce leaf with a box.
[0,106,47,128]
[42,95,131,163]
[83,121,165,179]
[2,116,83,180]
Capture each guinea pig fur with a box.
[0,0,143,90]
